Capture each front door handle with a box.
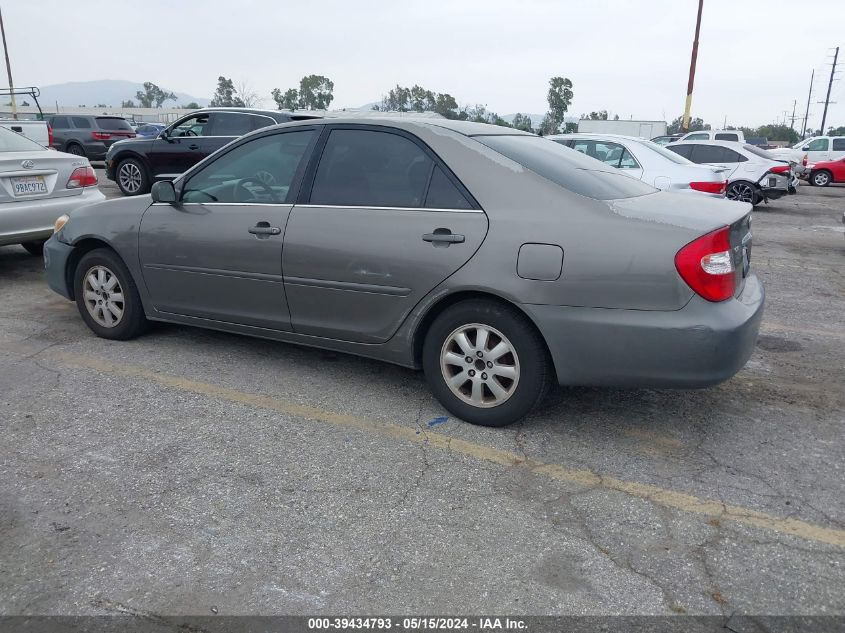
[249,222,281,238]
[188,144,200,150]
[422,228,465,247]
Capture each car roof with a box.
[268,116,534,137]
[548,133,649,142]
[667,139,747,147]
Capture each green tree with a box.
[298,75,334,110]
[209,76,244,107]
[271,88,300,110]
[755,124,798,144]
[667,115,709,134]
[121,99,135,108]
[542,76,574,134]
[135,82,176,108]
[182,102,200,110]
[827,125,845,136]
[583,110,608,120]
[433,93,459,119]
[511,113,533,132]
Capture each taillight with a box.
[66,166,98,188]
[91,131,111,140]
[675,226,735,302]
[47,123,54,147]
[802,154,808,166]
[769,165,790,174]
[689,180,727,195]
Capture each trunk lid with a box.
[0,151,85,203]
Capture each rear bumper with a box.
[522,274,765,388]
[43,233,76,300]
[0,187,105,246]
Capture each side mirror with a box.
[159,129,170,140]
[151,180,177,203]
[802,146,810,151]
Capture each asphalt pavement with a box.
[1,181,843,617]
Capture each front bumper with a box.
[0,187,105,247]
[522,274,765,388]
[43,233,76,300]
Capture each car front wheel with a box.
[73,248,147,340]
[116,158,150,196]
[422,300,553,427]
[811,170,831,187]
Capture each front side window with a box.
[169,114,210,137]
[310,129,434,208]
[806,138,829,151]
[181,130,315,204]
[475,135,656,200]
[211,112,256,136]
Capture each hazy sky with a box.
[4,0,844,128]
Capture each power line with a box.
[819,46,839,135]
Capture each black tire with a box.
[115,157,151,196]
[810,170,831,187]
[422,300,553,427]
[21,240,46,256]
[726,181,760,206]
[73,248,148,340]
[65,143,86,157]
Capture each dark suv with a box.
[105,108,320,195]
[46,115,136,160]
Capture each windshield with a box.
[474,135,657,200]
[0,125,48,152]
[636,139,692,164]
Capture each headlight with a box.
[54,214,69,232]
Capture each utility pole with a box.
[789,100,797,131]
[682,0,704,132]
[819,46,839,136]
[801,69,814,138]
[0,6,16,120]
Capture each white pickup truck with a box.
[0,119,51,148]
[767,136,845,176]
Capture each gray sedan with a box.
[44,118,764,426]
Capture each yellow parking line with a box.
[54,350,845,548]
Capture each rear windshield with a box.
[474,135,657,200]
[96,117,133,131]
[0,125,48,152]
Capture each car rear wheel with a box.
[21,240,46,256]
[811,170,831,187]
[422,300,553,427]
[65,143,85,157]
[116,158,150,196]
[73,248,147,340]
[726,181,759,205]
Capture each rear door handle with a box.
[188,144,200,150]
[423,228,465,246]
[249,222,281,237]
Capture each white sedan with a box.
[548,133,728,197]
[0,126,104,255]
[666,140,796,206]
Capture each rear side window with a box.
[832,138,845,151]
[310,129,434,208]
[721,148,747,162]
[211,112,255,136]
[50,116,70,129]
[251,115,277,131]
[715,132,739,141]
[0,125,48,152]
[689,145,730,163]
[96,117,133,131]
[72,117,92,129]
[666,144,693,159]
[425,166,472,209]
[475,135,656,200]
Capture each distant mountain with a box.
[36,80,210,109]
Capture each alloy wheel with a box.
[118,162,143,194]
[813,172,830,186]
[440,323,520,408]
[727,182,755,203]
[82,265,125,328]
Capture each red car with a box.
[807,157,845,187]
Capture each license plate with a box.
[11,175,47,196]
